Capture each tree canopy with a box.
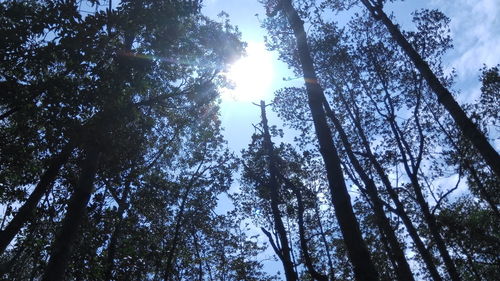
[0,0,498,280]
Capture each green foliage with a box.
[261,0,499,280]
[438,197,500,280]
[1,0,499,280]
[0,0,274,280]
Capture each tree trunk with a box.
[314,204,336,281]
[279,1,379,280]
[42,147,100,281]
[338,90,445,281]
[163,187,191,281]
[430,109,500,217]
[465,162,500,217]
[282,175,328,281]
[0,142,74,255]
[104,181,132,281]
[408,173,461,281]
[191,230,204,281]
[163,162,205,281]
[385,106,461,281]
[323,100,415,281]
[361,0,500,178]
[260,100,298,281]
[365,151,444,281]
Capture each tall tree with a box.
[357,0,500,178]
[0,0,245,279]
[262,1,379,280]
[259,101,298,281]
[322,99,415,281]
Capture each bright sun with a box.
[222,42,275,102]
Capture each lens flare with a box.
[222,42,274,102]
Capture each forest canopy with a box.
[0,0,498,280]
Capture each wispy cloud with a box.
[430,0,500,101]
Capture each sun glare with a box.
[222,42,275,102]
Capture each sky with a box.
[203,0,295,154]
[203,0,499,153]
[201,0,499,277]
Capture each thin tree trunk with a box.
[191,230,203,281]
[105,133,180,280]
[323,100,415,281]
[0,102,134,256]
[377,218,400,278]
[163,189,191,281]
[384,102,461,281]
[0,107,18,121]
[465,162,500,217]
[361,135,444,281]
[163,162,206,281]
[361,0,500,178]
[429,108,500,217]
[338,89,444,281]
[353,42,457,280]
[260,100,298,281]
[42,147,100,281]
[0,142,74,255]
[314,204,336,281]
[407,173,461,281]
[104,214,123,281]
[104,181,131,281]
[278,2,379,280]
[202,244,214,281]
[287,216,300,277]
[459,242,482,281]
[282,175,328,281]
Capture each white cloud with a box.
[430,0,500,101]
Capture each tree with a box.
[356,0,500,178]
[268,2,499,280]
[262,1,379,279]
[258,100,299,281]
[0,0,246,279]
[238,107,336,280]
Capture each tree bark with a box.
[42,147,100,281]
[279,1,379,280]
[260,100,298,281]
[361,0,500,178]
[0,142,74,255]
